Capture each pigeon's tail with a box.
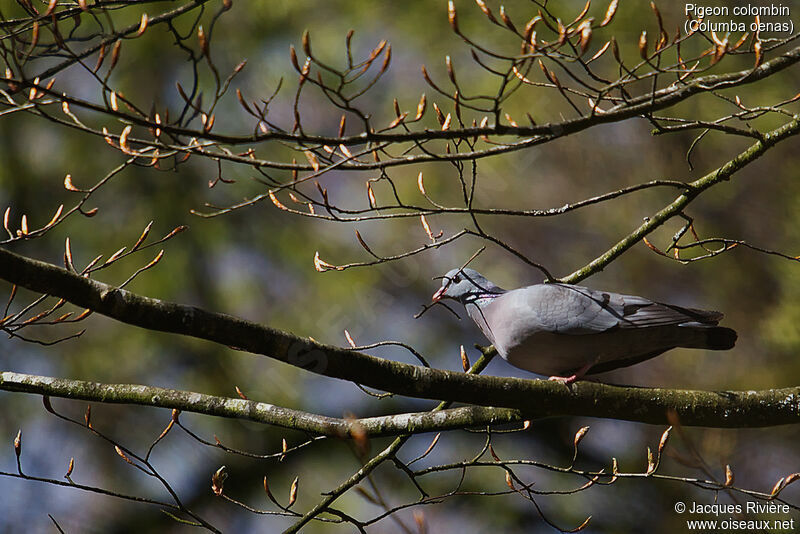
[682,325,737,350]
[704,326,738,350]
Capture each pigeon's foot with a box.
[548,374,577,386]
[547,363,593,386]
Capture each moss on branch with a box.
[1,246,800,428]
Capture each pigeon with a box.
[432,268,737,384]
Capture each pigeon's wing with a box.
[513,284,722,335]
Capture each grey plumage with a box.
[432,268,736,380]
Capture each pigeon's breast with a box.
[482,290,552,358]
[484,288,613,376]
[501,332,606,375]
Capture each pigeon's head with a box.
[432,268,501,303]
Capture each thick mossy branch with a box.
[2,246,800,428]
[1,117,798,430]
[0,371,522,437]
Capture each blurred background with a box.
[1,0,799,532]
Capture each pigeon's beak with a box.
[432,286,447,302]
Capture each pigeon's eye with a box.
[452,274,462,284]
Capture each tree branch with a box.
[5,45,798,172]
[1,247,800,428]
[561,114,800,283]
[284,343,496,533]
[0,371,522,437]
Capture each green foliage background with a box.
[0,0,799,531]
